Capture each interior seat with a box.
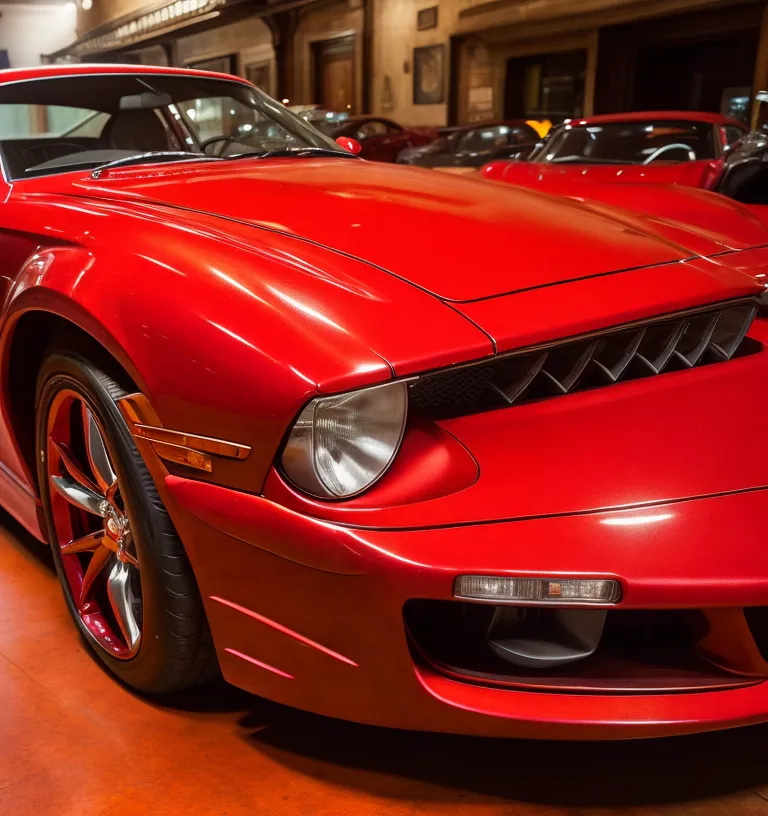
[101,109,171,152]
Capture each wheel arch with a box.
[3,306,142,495]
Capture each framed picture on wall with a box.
[245,61,271,93]
[413,44,445,105]
[187,54,236,75]
[417,6,438,30]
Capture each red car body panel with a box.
[574,110,745,126]
[482,158,722,191]
[22,161,750,302]
[167,472,768,739]
[5,69,768,739]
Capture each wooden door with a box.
[314,36,356,112]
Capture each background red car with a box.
[317,114,438,162]
[482,111,747,191]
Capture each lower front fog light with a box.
[454,575,621,605]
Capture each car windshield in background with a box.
[532,120,716,164]
[454,124,532,153]
[0,73,345,179]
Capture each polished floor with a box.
[3,513,768,816]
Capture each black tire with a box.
[36,339,218,693]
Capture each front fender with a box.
[0,193,489,493]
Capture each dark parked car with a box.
[398,120,540,170]
[315,115,438,162]
[711,127,768,203]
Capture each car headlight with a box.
[281,381,408,498]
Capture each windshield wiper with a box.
[90,151,223,179]
[231,146,358,161]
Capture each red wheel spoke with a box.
[79,546,113,606]
[61,529,106,556]
[51,440,102,497]
[120,549,140,569]
[83,405,117,494]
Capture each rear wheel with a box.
[36,343,217,692]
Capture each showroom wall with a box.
[76,0,138,34]
[0,1,77,66]
[372,0,456,125]
[371,0,765,125]
[176,17,276,94]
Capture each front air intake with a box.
[409,299,758,419]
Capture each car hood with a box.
[37,157,759,303]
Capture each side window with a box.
[0,105,101,139]
[356,121,388,140]
[380,119,402,134]
[458,126,509,152]
[62,112,110,138]
[509,127,532,145]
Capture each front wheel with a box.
[36,343,217,693]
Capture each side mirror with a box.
[336,136,362,155]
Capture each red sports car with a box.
[481,111,747,192]
[4,65,768,740]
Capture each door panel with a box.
[314,35,356,114]
[321,55,354,112]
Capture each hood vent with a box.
[409,300,759,419]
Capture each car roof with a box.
[0,63,251,87]
[570,110,746,129]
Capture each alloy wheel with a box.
[47,390,142,658]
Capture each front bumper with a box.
[163,474,768,740]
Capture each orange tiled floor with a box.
[3,513,768,815]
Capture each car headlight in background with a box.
[281,381,408,498]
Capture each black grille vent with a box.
[409,300,758,418]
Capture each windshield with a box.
[0,73,345,179]
[531,120,717,164]
[454,124,534,153]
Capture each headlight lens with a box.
[281,381,408,498]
